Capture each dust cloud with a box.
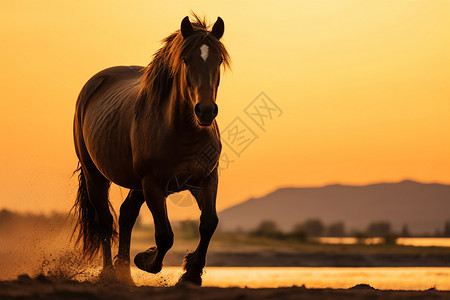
[0,210,92,280]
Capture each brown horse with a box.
[72,14,230,285]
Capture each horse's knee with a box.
[200,213,218,236]
[155,230,174,252]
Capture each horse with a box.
[72,14,230,286]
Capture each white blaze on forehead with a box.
[200,44,209,62]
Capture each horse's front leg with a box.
[115,190,145,285]
[134,176,174,274]
[178,170,219,286]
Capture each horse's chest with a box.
[164,139,221,193]
[176,140,221,178]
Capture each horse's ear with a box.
[211,17,224,40]
[181,16,194,38]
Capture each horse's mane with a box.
[137,13,230,113]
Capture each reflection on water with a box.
[132,267,450,290]
[397,238,450,247]
[317,237,450,247]
[316,237,383,245]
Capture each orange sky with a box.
[1,1,449,221]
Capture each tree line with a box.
[248,219,450,242]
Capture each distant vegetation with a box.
[232,218,450,245]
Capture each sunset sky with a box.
[1,1,449,221]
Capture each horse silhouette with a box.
[72,14,230,285]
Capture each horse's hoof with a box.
[115,273,135,286]
[98,267,117,283]
[114,261,135,286]
[176,272,202,286]
[134,247,162,274]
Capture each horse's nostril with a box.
[195,103,218,124]
[194,104,202,118]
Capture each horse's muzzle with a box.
[194,103,218,126]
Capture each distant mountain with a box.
[218,180,450,234]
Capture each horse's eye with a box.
[182,58,188,65]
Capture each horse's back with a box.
[74,65,144,188]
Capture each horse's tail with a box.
[71,164,109,260]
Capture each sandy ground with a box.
[1,275,450,300]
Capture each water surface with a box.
[316,237,450,247]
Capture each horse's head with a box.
[179,16,229,127]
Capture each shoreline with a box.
[137,249,450,268]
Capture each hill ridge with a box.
[218,180,450,233]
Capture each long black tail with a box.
[71,164,116,260]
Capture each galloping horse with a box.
[72,14,230,285]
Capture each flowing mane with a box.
[138,14,230,110]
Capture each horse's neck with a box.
[164,86,190,128]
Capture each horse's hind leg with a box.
[83,169,115,280]
[134,176,173,274]
[115,190,145,284]
[178,171,219,286]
